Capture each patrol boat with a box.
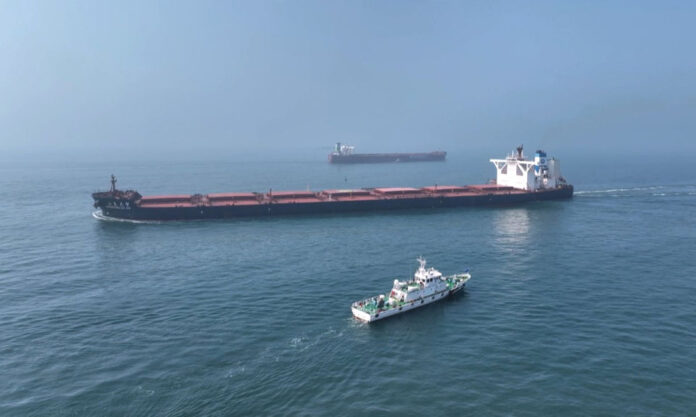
[351,258,471,323]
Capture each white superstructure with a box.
[332,142,355,156]
[490,146,566,191]
[351,258,471,323]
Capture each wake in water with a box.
[574,186,664,195]
[575,185,696,197]
[224,326,347,380]
[92,210,162,224]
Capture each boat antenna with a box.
[516,145,524,159]
[110,174,117,192]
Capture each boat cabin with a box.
[389,258,447,302]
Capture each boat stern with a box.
[351,306,375,322]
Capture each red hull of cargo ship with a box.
[92,182,573,221]
[328,151,446,164]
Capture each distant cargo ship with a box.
[92,146,572,221]
[328,143,446,163]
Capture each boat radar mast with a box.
[417,256,427,271]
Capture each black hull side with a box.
[96,186,573,221]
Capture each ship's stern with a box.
[351,306,375,322]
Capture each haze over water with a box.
[2,1,696,416]
[2,1,696,159]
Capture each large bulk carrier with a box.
[92,146,572,221]
[328,143,446,163]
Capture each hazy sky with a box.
[2,0,695,158]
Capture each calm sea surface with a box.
[1,150,695,416]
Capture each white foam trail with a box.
[575,186,665,195]
[225,364,247,378]
[92,211,162,224]
[576,185,696,199]
[289,337,304,347]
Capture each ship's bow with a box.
[92,189,142,219]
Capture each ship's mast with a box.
[516,145,524,159]
[110,174,117,192]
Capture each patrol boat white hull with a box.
[351,258,470,323]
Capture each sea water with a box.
[1,149,695,416]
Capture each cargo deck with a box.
[92,146,573,221]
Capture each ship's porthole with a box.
[399,307,402,311]
[421,300,424,304]
[375,314,379,318]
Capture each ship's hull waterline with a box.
[94,185,573,222]
[92,147,573,222]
